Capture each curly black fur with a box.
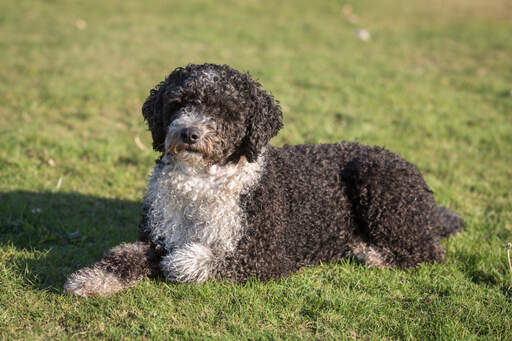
[218,143,463,281]
[142,63,283,163]
[64,63,464,297]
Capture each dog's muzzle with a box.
[163,111,218,164]
[180,127,201,145]
[165,127,205,157]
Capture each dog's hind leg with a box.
[341,149,451,267]
[64,241,162,297]
[348,238,394,268]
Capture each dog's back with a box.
[223,142,464,281]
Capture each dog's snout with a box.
[180,127,201,144]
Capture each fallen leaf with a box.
[356,28,370,41]
[56,177,63,190]
[134,136,146,150]
[75,19,87,30]
[342,4,359,23]
[342,4,353,17]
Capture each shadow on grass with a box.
[0,190,142,292]
[1,191,507,298]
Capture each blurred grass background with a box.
[1,0,511,339]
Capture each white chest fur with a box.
[144,156,263,255]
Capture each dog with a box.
[64,63,464,297]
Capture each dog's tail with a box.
[434,205,465,238]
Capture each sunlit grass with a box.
[1,0,511,338]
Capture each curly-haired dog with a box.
[64,63,464,297]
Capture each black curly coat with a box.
[63,63,464,297]
[220,143,460,281]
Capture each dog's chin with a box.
[177,150,205,165]
[164,145,209,168]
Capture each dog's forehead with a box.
[171,107,211,125]
[185,68,236,90]
[182,69,219,86]
[199,69,218,83]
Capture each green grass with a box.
[1,0,511,338]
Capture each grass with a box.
[1,0,511,338]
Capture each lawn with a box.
[1,0,511,339]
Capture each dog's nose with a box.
[180,127,201,144]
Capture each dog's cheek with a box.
[207,123,234,161]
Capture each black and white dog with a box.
[64,63,464,297]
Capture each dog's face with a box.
[142,64,283,167]
[161,104,242,167]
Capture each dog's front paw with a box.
[64,266,125,297]
[161,243,215,283]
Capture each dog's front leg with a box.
[64,241,162,297]
[160,243,218,283]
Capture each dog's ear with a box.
[241,87,283,162]
[142,82,166,152]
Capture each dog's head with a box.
[142,63,283,167]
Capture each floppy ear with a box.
[241,89,283,162]
[142,82,166,152]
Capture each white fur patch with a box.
[161,243,214,283]
[201,70,218,83]
[144,154,264,282]
[166,111,214,140]
[63,267,126,297]
[350,242,390,268]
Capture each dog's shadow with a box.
[0,190,142,293]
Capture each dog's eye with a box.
[163,106,182,128]
[164,99,186,117]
